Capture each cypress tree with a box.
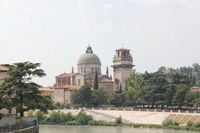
[94,70,99,90]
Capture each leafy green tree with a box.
[185,92,200,108]
[93,70,99,90]
[91,89,107,107]
[172,84,190,109]
[71,84,92,106]
[108,93,125,107]
[115,115,122,124]
[197,81,200,86]
[142,71,168,108]
[0,62,52,117]
[126,73,145,91]
[76,112,93,125]
[125,73,147,106]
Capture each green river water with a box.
[39,125,197,133]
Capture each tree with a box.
[108,93,125,107]
[172,84,190,109]
[142,71,169,108]
[0,89,11,111]
[93,70,99,90]
[71,84,92,106]
[0,62,52,117]
[185,91,200,109]
[125,73,145,106]
[91,89,107,107]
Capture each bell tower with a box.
[112,48,134,91]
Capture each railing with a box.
[0,117,39,133]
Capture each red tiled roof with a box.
[116,47,130,51]
[54,85,81,90]
[0,66,9,72]
[191,86,200,91]
[39,86,55,92]
[56,72,79,78]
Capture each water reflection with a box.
[39,125,196,133]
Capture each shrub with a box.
[163,120,179,126]
[75,112,93,125]
[187,121,193,127]
[47,111,76,124]
[27,111,34,117]
[193,123,200,128]
[48,111,65,124]
[115,116,122,124]
[35,111,47,124]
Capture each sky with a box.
[0,0,200,86]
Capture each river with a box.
[39,125,196,133]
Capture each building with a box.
[41,46,134,104]
[0,66,17,115]
[191,86,200,92]
[112,48,134,91]
[53,46,114,104]
[39,86,55,98]
[0,66,9,84]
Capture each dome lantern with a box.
[86,45,93,53]
[78,46,101,65]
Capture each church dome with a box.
[78,46,101,65]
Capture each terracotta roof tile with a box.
[56,72,79,78]
[39,86,55,92]
[0,66,9,72]
[54,85,81,90]
[191,86,200,91]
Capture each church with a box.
[42,46,134,104]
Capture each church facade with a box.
[47,46,134,104]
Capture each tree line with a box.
[71,63,200,110]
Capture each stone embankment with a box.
[57,109,200,125]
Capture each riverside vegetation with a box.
[1,62,200,131]
[71,63,200,110]
[29,111,200,132]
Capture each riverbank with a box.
[29,110,200,132]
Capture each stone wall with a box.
[54,89,64,104]
[99,82,114,95]
[114,68,133,90]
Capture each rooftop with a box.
[78,46,101,65]
[56,72,79,78]
[39,86,55,92]
[0,66,9,72]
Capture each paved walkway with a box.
[48,109,200,125]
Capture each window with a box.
[67,77,70,85]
